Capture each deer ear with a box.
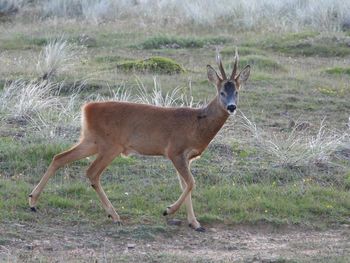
[236,65,251,83]
[207,65,221,86]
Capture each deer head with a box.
[207,48,251,114]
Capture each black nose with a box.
[227,104,236,112]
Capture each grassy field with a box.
[0,1,350,262]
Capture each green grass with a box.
[0,139,72,176]
[0,34,49,50]
[221,46,264,56]
[139,35,229,49]
[1,174,349,227]
[198,183,350,225]
[239,55,285,72]
[251,31,350,57]
[325,67,350,75]
[1,139,349,227]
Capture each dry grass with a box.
[0,80,61,120]
[238,111,349,167]
[24,0,350,32]
[135,77,197,108]
[36,38,82,80]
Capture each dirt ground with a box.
[0,220,349,262]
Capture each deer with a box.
[28,49,250,232]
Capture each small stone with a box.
[167,219,182,226]
[25,244,34,250]
[127,243,136,249]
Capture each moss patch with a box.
[117,56,185,74]
[139,35,229,49]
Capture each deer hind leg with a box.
[29,139,98,210]
[164,154,204,230]
[86,147,122,224]
[177,174,204,232]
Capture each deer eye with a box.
[220,92,225,96]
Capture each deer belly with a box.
[122,141,166,156]
[123,131,169,156]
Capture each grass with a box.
[221,46,264,56]
[239,55,285,72]
[36,38,81,80]
[139,35,229,49]
[0,34,49,50]
[13,0,350,32]
[325,67,350,75]
[198,184,350,225]
[0,80,61,120]
[0,137,349,227]
[238,113,348,168]
[253,31,350,57]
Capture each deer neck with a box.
[197,95,229,141]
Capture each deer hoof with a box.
[108,215,122,225]
[189,223,206,232]
[195,226,206,232]
[30,207,37,212]
[163,206,171,216]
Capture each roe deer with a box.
[29,49,250,232]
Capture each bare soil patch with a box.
[0,221,349,262]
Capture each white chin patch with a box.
[228,110,236,115]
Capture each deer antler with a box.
[230,47,239,80]
[216,48,227,80]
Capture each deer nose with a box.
[227,104,236,113]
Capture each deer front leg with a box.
[164,154,204,231]
[177,175,204,232]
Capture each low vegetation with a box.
[117,57,185,74]
[139,35,229,49]
[325,67,350,75]
[258,32,350,57]
[239,55,284,72]
[36,38,82,80]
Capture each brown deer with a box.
[28,49,250,232]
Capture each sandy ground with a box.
[0,220,349,262]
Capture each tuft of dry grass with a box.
[238,111,349,167]
[0,79,82,141]
[0,80,61,120]
[135,77,198,108]
[36,38,81,80]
